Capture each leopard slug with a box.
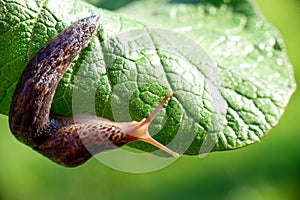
[8,15,179,167]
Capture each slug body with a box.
[9,16,178,167]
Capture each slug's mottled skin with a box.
[9,16,178,167]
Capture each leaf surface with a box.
[0,0,295,155]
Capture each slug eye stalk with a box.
[117,92,179,158]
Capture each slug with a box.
[8,15,179,167]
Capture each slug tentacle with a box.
[116,92,179,158]
[9,16,179,167]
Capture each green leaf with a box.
[0,0,295,155]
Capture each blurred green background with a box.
[0,0,299,199]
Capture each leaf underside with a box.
[0,0,296,155]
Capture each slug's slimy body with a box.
[9,16,178,167]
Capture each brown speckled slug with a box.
[9,15,179,167]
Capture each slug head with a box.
[117,92,179,158]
